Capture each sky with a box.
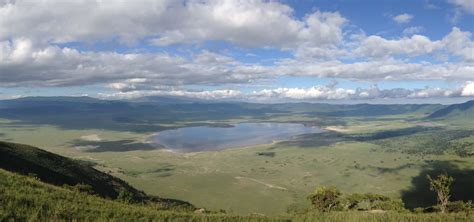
[0,0,473,103]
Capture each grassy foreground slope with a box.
[2,169,473,222]
[0,141,191,208]
[0,168,282,221]
[0,141,147,200]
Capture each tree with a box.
[427,173,454,213]
[308,186,341,212]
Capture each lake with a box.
[152,122,323,152]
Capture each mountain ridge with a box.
[428,100,474,119]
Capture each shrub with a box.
[446,200,473,213]
[341,193,404,212]
[308,186,341,212]
[117,190,134,203]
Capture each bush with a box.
[341,193,404,212]
[117,190,135,203]
[308,186,341,212]
[446,201,473,213]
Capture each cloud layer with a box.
[0,0,346,48]
[0,0,473,101]
[100,83,471,101]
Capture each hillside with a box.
[428,100,474,119]
[0,168,285,221]
[2,169,473,221]
[0,141,190,208]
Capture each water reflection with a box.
[152,122,323,152]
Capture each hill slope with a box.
[0,168,284,221]
[0,141,144,199]
[2,169,472,221]
[428,100,474,119]
[0,141,191,208]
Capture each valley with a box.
[1,97,473,215]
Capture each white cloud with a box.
[150,6,347,48]
[0,39,270,87]
[393,13,414,23]
[403,26,425,35]
[408,87,456,98]
[0,0,346,49]
[250,83,468,100]
[356,35,442,57]
[101,89,242,100]
[351,27,473,61]
[461,81,474,96]
[449,0,474,13]
[274,58,474,81]
[442,27,474,61]
[1,31,473,89]
[100,83,472,101]
[253,86,356,100]
[0,1,473,102]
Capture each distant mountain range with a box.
[428,100,474,119]
[1,96,473,133]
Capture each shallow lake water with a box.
[152,122,323,152]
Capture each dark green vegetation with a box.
[307,183,473,214]
[0,141,192,208]
[308,187,406,212]
[277,126,474,157]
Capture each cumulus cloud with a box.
[442,27,474,61]
[1,34,473,89]
[0,0,346,48]
[0,39,270,87]
[352,27,474,61]
[0,1,473,102]
[461,81,474,96]
[151,4,347,48]
[393,13,414,23]
[355,35,442,57]
[274,58,474,81]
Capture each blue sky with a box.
[0,0,473,103]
